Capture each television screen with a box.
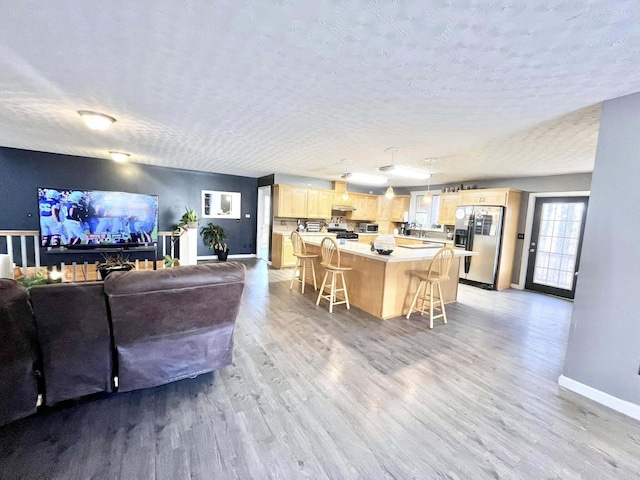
[38,188,159,248]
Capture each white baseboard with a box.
[558,375,640,421]
[197,254,257,260]
[511,283,524,290]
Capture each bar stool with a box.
[289,231,318,294]
[316,237,351,313]
[406,246,455,328]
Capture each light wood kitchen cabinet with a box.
[390,196,411,222]
[271,233,297,268]
[274,185,309,218]
[395,236,425,246]
[458,188,509,206]
[332,191,353,207]
[377,196,392,222]
[307,189,333,219]
[437,193,459,226]
[347,193,377,221]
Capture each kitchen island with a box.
[303,238,477,320]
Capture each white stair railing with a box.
[0,230,174,280]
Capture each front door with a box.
[525,196,589,299]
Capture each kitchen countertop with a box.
[273,231,336,236]
[357,233,455,244]
[304,237,475,263]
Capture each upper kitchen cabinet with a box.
[458,188,511,206]
[437,193,460,225]
[390,196,411,222]
[308,189,333,219]
[274,185,309,218]
[346,193,377,221]
[377,196,392,222]
[332,190,354,207]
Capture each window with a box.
[202,190,242,219]
[410,192,443,231]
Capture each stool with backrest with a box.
[289,231,318,294]
[316,237,352,313]
[406,246,455,328]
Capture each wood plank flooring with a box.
[1,259,639,479]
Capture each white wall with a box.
[562,92,640,407]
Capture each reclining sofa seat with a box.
[104,262,245,392]
[29,281,112,405]
[0,279,39,425]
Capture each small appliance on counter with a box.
[359,223,379,233]
[399,222,410,235]
[306,222,321,232]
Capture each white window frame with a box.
[409,191,443,232]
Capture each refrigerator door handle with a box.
[464,216,473,274]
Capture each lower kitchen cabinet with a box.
[272,234,297,268]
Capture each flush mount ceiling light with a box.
[109,151,130,163]
[77,110,117,131]
[378,165,432,180]
[342,172,389,185]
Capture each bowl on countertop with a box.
[375,249,393,255]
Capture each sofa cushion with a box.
[104,262,245,392]
[0,279,39,425]
[30,281,113,405]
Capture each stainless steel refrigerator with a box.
[454,205,505,289]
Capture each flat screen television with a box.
[38,187,159,248]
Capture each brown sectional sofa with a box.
[0,262,245,426]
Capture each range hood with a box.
[331,205,356,212]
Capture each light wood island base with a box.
[304,243,462,319]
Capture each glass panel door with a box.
[525,196,588,299]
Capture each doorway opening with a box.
[525,196,589,299]
[256,186,272,262]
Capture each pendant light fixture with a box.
[342,159,349,201]
[384,147,398,199]
[423,158,434,204]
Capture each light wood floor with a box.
[1,259,639,479]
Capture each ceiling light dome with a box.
[109,151,130,163]
[78,110,116,131]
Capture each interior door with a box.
[525,196,589,299]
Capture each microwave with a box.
[359,223,379,233]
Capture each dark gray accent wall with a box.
[562,93,640,405]
[0,147,258,261]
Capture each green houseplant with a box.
[200,223,229,261]
[174,206,199,235]
[96,252,134,280]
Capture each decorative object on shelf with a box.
[96,253,134,280]
[77,110,116,131]
[200,223,229,261]
[373,234,396,255]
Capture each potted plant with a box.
[96,252,134,280]
[163,255,180,268]
[200,223,229,261]
[174,206,199,233]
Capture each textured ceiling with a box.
[0,1,638,186]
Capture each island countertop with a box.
[304,238,476,263]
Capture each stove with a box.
[335,231,359,240]
[327,222,359,240]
